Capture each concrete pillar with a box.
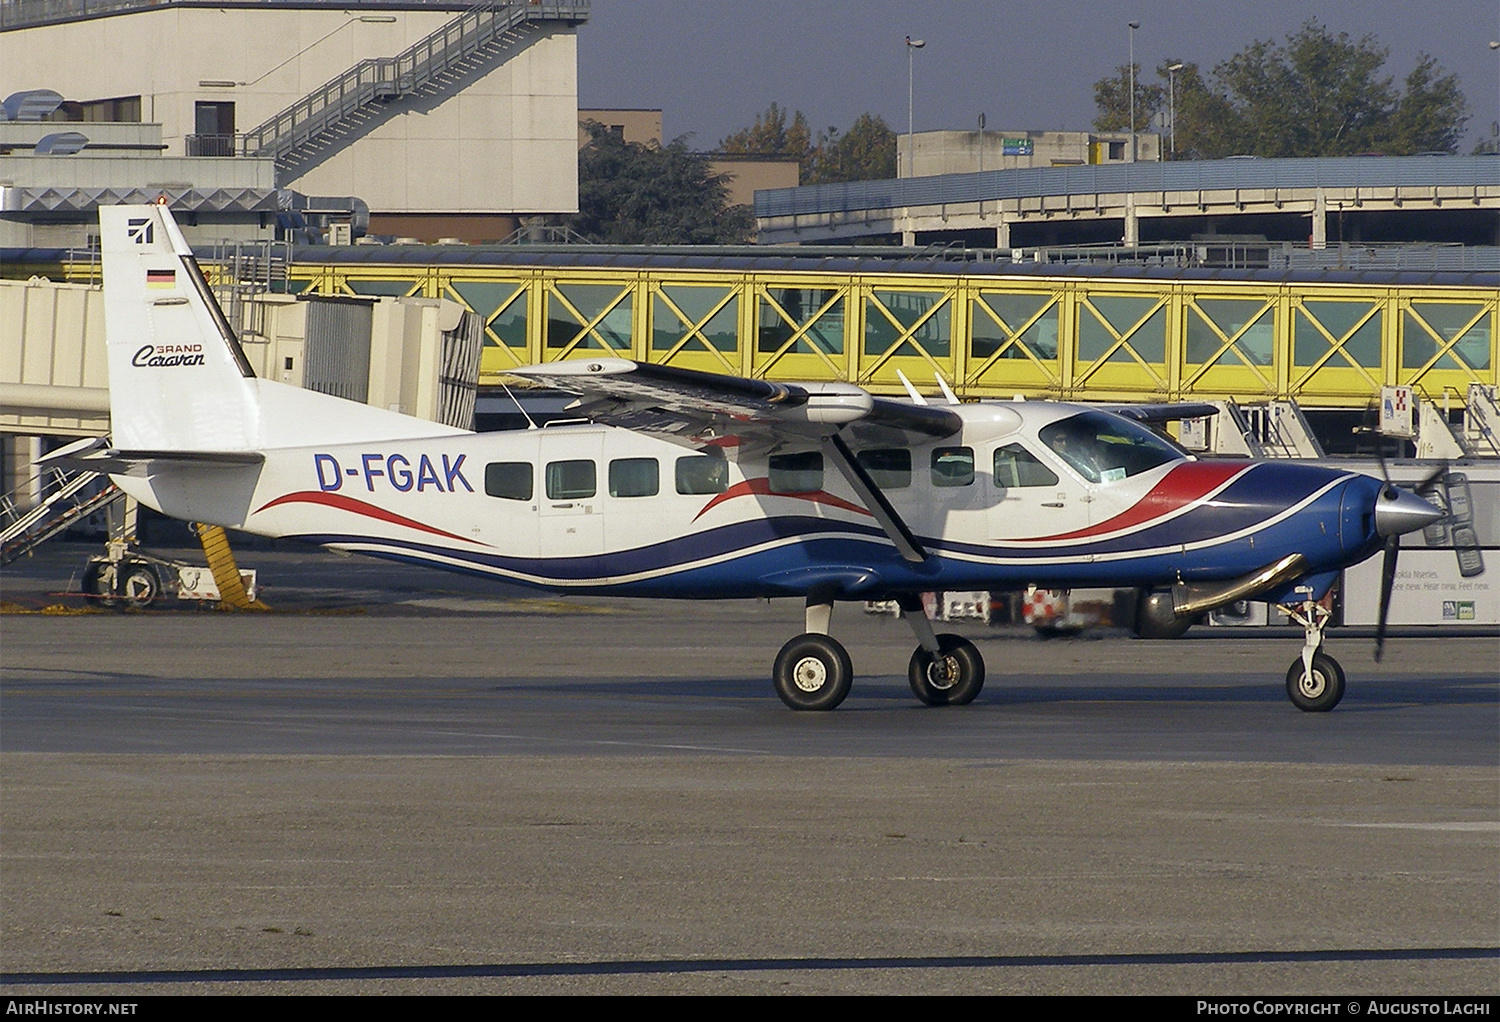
[1123,197,1140,248]
[1310,189,1327,249]
[995,219,1011,250]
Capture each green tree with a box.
[570,122,753,245]
[1092,21,1469,158]
[719,102,815,168]
[807,114,897,184]
[722,105,897,184]
[1091,63,1165,135]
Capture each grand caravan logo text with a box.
[132,344,205,368]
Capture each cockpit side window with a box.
[994,444,1058,488]
[1039,411,1184,484]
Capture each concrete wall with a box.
[0,6,580,217]
[900,129,1162,178]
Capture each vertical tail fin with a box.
[100,203,261,451]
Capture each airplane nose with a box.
[1374,486,1445,538]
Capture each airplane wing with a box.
[1102,402,1219,424]
[506,358,961,452]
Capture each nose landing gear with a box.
[1283,599,1345,712]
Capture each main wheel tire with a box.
[82,560,120,610]
[772,633,853,711]
[1285,652,1346,712]
[908,634,985,706]
[119,562,162,610]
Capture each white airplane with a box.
[48,202,1445,712]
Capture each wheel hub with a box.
[792,656,827,693]
[926,656,958,690]
[1298,670,1326,699]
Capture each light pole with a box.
[906,35,925,178]
[1128,21,1139,163]
[1167,62,1184,160]
[1490,41,1499,155]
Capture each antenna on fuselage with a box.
[500,380,539,430]
[894,369,928,406]
[933,373,961,406]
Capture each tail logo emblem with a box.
[127,217,154,244]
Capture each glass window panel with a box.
[931,446,974,487]
[450,282,526,348]
[855,448,911,489]
[768,451,824,493]
[1296,301,1381,368]
[675,455,728,495]
[1081,296,1164,363]
[1187,300,1273,366]
[490,290,528,348]
[608,457,659,497]
[994,444,1058,488]
[547,284,632,350]
[972,294,1058,360]
[1408,303,1490,370]
[653,287,738,352]
[1040,412,1183,484]
[347,279,417,298]
[484,462,533,501]
[758,288,843,354]
[545,459,596,500]
[865,291,950,358]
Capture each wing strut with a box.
[821,433,928,564]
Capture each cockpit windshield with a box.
[1038,411,1187,484]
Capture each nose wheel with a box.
[1286,651,1345,712]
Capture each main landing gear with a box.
[1282,598,1345,712]
[771,594,986,711]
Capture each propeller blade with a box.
[1375,536,1399,663]
[1414,459,1450,497]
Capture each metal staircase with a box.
[1,466,120,565]
[242,1,590,182]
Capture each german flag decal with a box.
[146,268,175,288]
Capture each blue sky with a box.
[577,0,1500,152]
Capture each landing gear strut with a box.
[772,596,853,711]
[1283,599,1345,712]
[901,595,985,705]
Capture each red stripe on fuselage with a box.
[1036,462,1251,541]
[255,490,484,545]
[694,478,871,522]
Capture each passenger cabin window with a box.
[1040,411,1184,484]
[993,444,1058,488]
[676,454,728,494]
[768,451,823,493]
[485,462,533,501]
[931,446,974,487]
[546,459,596,500]
[609,457,659,498]
[856,448,911,489]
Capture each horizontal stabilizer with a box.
[39,436,263,475]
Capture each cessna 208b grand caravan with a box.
[53,202,1445,712]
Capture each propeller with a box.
[1372,456,1451,664]
[1360,400,1453,663]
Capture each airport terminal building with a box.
[0,0,590,244]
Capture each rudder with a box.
[99,202,261,451]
